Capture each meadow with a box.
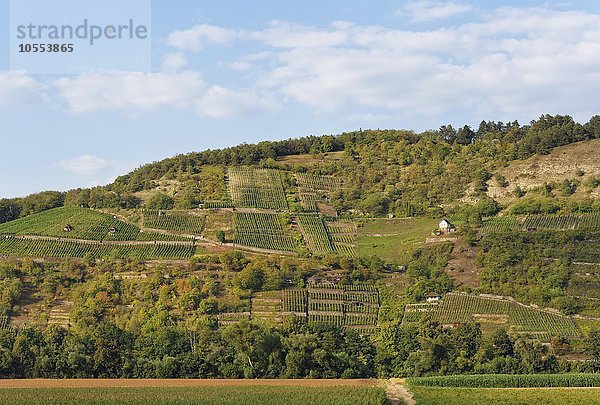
[357,218,439,262]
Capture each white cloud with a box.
[58,155,111,175]
[250,20,348,48]
[396,1,473,22]
[241,7,600,121]
[161,52,188,72]
[0,71,41,106]
[195,86,277,118]
[54,72,205,113]
[167,24,238,51]
[53,72,276,118]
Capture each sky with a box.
[1,0,599,198]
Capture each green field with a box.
[233,212,299,252]
[280,283,379,333]
[297,214,336,255]
[403,293,580,340]
[357,218,438,262]
[0,386,389,405]
[410,387,600,405]
[295,173,342,211]
[227,167,288,210]
[0,238,196,260]
[143,210,206,234]
[0,207,188,242]
[481,213,600,233]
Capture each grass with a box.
[0,386,389,405]
[411,386,600,405]
[357,218,438,262]
[202,209,234,241]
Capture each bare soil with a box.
[0,379,381,389]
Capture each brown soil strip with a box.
[0,379,381,389]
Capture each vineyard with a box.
[280,283,379,333]
[226,167,288,210]
[294,173,342,212]
[326,220,357,257]
[402,293,580,340]
[0,238,196,260]
[482,213,600,232]
[143,210,206,234]
[233,212,298,252]
[0,207,188,243]
[296,214,335,255]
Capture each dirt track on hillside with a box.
[0,379,381,388]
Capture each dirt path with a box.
[386,379,415,405]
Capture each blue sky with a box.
[1,0,599,198]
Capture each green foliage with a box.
[146,193,175,210]
[407,373,600,388]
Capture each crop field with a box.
[143,210,206,234]
[0,382,389,405]
[410,387,600,405]
[409,374,600,405]
[251,291,282,322]
[296,214,336,255]
[482,213,600,232]
[327,220,358,257]
[280,283,379,331]
[0,238,196,260]
[233,212,298,252]
[408,373,600,388]
[480,216,523,232]
[295,173,342,211]
[0,207,137,241]
[402,293,580,340]
[0,207,188,243]
[357,218,439,262]
[227,167,288,210]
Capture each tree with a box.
[146,193,174,210]
[216,230,226,243]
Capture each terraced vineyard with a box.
[0,238,196,260]
[143,210,206,234]
[480,217,523,232]
[251,290,282,323]
[0,206,187,242]
[233,212,298,252]
[402,293,580,340]
[227,167,288,210]
[296,214,335,255]
[482,213,600,233]
[0,207,132,240]
[279,283,379,333]
[295,173,342,211]
[326,220,357,257]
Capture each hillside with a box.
[0,114,599,381]
[488,139,600,204]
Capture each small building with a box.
[426,292,441,303]
[438,219,456,235]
